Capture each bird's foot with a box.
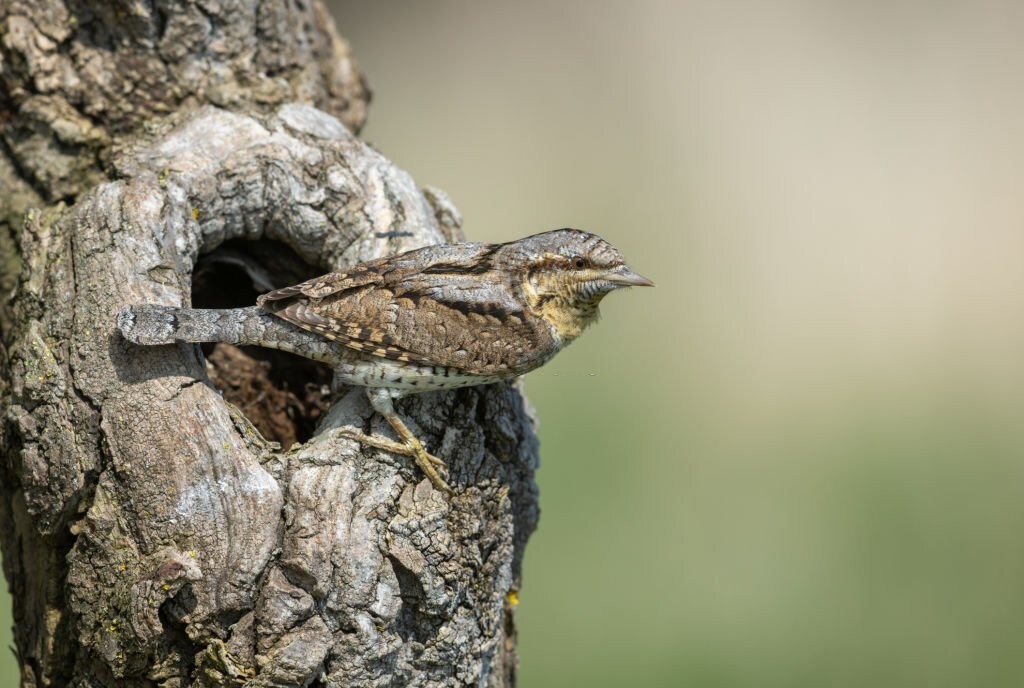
[339,428,452,493]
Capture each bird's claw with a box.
[339,428,452,493]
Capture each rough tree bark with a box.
[0,2,539,686]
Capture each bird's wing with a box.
[257,260,386,302]
[258,243,552,376]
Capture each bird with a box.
[118,228,653,492]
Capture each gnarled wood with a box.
[0,3,538,686]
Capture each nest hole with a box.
[191,239,335,449]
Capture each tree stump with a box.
[0,2,539,685]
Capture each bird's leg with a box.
[339,388,452,492]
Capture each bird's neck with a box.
[523,276,601,345]
[543,299,600,344]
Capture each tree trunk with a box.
[0,2,539,686]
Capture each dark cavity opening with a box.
[191,239,334,449]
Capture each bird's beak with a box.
[604,264,655,287]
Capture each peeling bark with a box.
[1,3,538,686]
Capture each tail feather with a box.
[117,305,253,345]
[117,304,346,366]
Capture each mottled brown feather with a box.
[257,242,558,376]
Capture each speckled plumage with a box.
[257,242,553,380]
[119,228,652,492]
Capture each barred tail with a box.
[117,304,345,367]
[116,305,261,346]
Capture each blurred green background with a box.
[6,1,1024,685]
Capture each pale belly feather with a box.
[333,356,508,393]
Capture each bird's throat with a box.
[522,272,601,344]
[532,294,599,344]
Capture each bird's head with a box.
[507,229,653,343]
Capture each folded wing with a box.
[257,243,553,376]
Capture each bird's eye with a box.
[573,256,588,269]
